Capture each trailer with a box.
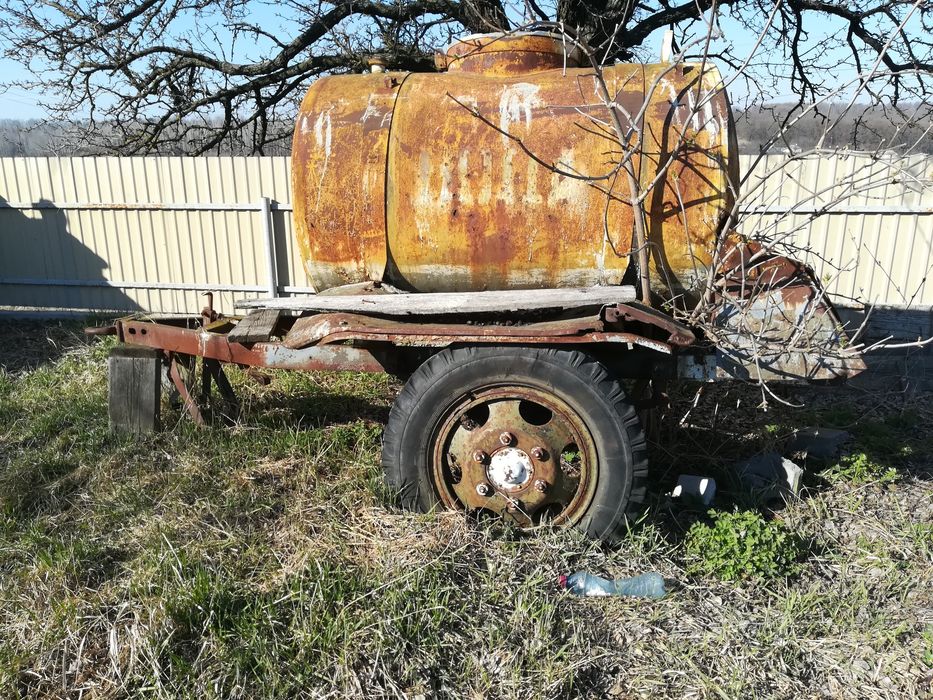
[91,272,865,543]
[88,31,869,542]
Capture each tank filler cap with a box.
[438,32,583,75]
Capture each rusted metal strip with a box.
[118,319,391,373]
[282,312,672,354]
[168,354,205,426]
[284,313,601,347]
[603,302,696,346]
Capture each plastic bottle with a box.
[558,571,666,598]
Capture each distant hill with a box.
[734,103,932,155]
[1,104,931,156]
[0,120,292,157]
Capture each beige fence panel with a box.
[737,153,933,308]
[0,156,299,315]
[0,154,931,317]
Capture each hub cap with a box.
[487,447,533,491]
[431,385,598,527]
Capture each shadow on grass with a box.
[0,458,90,518]
[638,381,933,561]
[651,382,932,493]
[0,319,102,374]
[252,390,392,427]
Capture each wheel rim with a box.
[431,385,598,527]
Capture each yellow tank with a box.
[291,32,738,296]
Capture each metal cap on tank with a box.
[437,32,583,75]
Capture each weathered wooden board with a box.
[108,346,162,434]
[836,305,933,342]
[847,347,933,391]
[227,309,282,344]
[236,286,637,316]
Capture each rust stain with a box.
[291,73,403,290]
[386,66,645,292]
[291,34,737,296]
[445,33,583,75]
[640,63,737,303]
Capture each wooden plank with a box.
[847,347,933,392]
[227,308,282,344]
[836,305,933,342]
[236,286,637,316]
[108,346,161,433]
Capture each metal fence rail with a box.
[1,154,931,317]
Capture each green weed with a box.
[820,451,899,485]
[685,509,805,580]
[922,627,933,667]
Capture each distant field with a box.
[0,321,931,699]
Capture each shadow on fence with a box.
[0,195,141,314]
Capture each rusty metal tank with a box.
[292,32,738,296]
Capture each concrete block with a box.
[735,451,804,502]
[787,427,852,459]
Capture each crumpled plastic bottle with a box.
[558,571,666,598]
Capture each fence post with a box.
[260,196,278,298]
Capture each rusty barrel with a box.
[292,32,738,296]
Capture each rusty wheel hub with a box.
[432,386,597,527]
[487,447,534,491]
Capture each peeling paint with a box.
[498,83,542,145]
[294,55,735,294]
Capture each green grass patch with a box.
[685,509,805,580]
[819,451,899,485]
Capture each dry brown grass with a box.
[0,320,931,698]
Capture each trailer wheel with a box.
[382,346,648,542]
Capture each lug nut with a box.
[499,432,514,446]
[473,450,488,463]
[476,483,492,497]
[534,479,548,493]
[530,446,549,461]
[505,499,520,512]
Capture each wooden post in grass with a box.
[108,346,162,433]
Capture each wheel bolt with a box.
[534,479,548,493]
[530,446,548,461]
[506,499,519,512]
[499,432,514,446]
[476,483,492,497]
[473,450,488,463]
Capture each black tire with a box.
[381,346,648,542]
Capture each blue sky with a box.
[0,60,46,119]
[0,4,909,120]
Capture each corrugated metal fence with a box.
[0,157,304,315]
[741,153,933,310]
[1,154,931,317]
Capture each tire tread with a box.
[382,346,648,542]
